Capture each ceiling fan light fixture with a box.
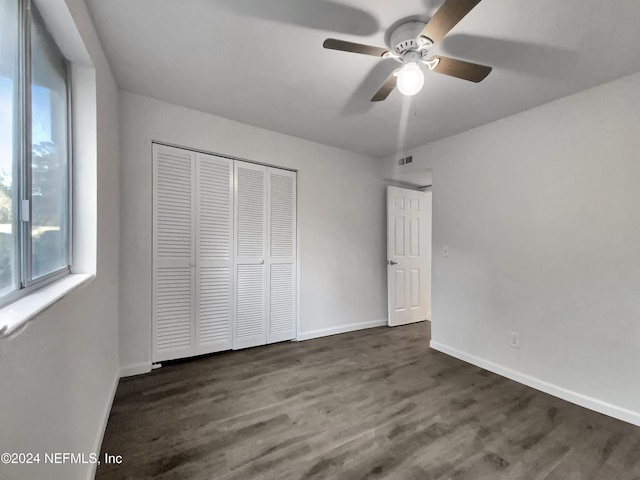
[396,62,424,97]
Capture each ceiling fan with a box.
[323,0,492,102]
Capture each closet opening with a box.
[151,143,298,364]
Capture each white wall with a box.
[119,91,387,374]
[0,1,120,479]
[382,71,640,425]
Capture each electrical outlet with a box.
[442,245,449,257]
[509,332,520,349]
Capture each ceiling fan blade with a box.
[429,56,491,82]
[418,0,482,44]
[323,38,389,57]
[371,73,397,102]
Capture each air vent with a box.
[397,155,413,166]
[398,157,405,165]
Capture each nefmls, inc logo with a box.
[45,453,99,464]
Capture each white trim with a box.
[295,177,301,345]
[120,362,152,378]
[87,371,119,480]
[430,341,640,427]
[0,273,95,338]
[297,320,387,341]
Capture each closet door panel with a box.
[196,153,233,354]
[236,263,266,344]
[267,168,297,343]
[153,144,196,362]
[156,265,193,353]
[198,266,232,350]
[234,162,267,349]
[268,263,295,342]
[156,150,193,259]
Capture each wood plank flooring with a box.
[97,323,640,480]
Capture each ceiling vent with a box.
[397,155,413,166]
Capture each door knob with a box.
[387,260,398,265]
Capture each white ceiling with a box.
[86,0,640,158]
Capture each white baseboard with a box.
[88,371,119,480]
[430,341,640,427]
[120,362,152,378]
[297,319,387,341]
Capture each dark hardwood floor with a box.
[97,323,640,480]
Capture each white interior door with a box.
[233,161,267,349]
[267,168,297,343]
[152,144,196,362]
[195,152,234,355]
[387,186,429,327]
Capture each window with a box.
[0,0,70,306]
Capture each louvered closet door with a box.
[196,153,233,355]
[233,162,268,349]
[152,144,196,362]
[267,168,297,343]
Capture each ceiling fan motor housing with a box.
[389,21,431,62]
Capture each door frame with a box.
[386,185,431,327]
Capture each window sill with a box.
[0,273,95,339]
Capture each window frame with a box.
[0,0,72,308]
